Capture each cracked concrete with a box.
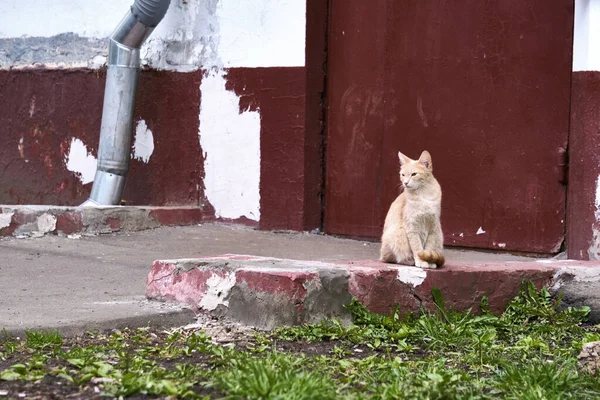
[146,254,580,328]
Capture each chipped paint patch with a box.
[198,271,237,311]
[396,267,427,287]
[0,212,14,229]
[65,138,97,185]
[476,227,486,235]
[199,69,261,221]
[133,119,154,163]
[17,137,25,159]
[36,213,57,233]
[497,243,506,248]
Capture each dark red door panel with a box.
[324,0,573,253]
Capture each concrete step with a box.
[146,255,600,329]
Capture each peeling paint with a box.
[142,0,221,71]
[476,227,486,235]
[17,137,24,159]
[29,96,35,117]
[36,213,57,233]
[133,119,154,163]
[65,138,97,185]
[90,55,107,69]
[198,271,236,311]
[0,212,13,229]
[497,243,506,248]
[396,267,427,287]
[199,69,261,221]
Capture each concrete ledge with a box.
[0,205,211,238]
[146,255,600,329]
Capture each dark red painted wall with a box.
[0,69,102,204]
[225,67,307,231]
[0,67,310,231]
[303,0,329,231]
[0,69,208,207]
[567,71,600,260]
[324,0,573,254]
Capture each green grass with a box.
[1,281,599,399]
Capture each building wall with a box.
[0,0,310,229]
[568,0,600,259]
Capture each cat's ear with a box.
[418,150,433,170]
[398,152,411,166]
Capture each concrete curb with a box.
[146,255,600,329]
[0,205,211,238]
[3,309,197,338]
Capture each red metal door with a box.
[324,0,574,253]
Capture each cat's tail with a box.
[417,250,445,267]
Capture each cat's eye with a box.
[401,173,405,177]
[411,173,417,176]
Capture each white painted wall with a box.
[573,0,600,71]
[0,0,306,69]
[0,0,130,38]
[0,0,306,222]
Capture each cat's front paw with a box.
[415,259,437,269]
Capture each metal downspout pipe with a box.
[82,0,171,206]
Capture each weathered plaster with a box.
[0,0,129,38]
[36,213,57,233]
[198,271,236,311]
[142,0,221,71]
[0,0,306,70]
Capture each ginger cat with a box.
[380,150,445,269]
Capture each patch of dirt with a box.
[274,340,376,358]
[0,375,102,399]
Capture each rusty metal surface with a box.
[324,0,573,253]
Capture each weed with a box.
[24,330,62,351]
